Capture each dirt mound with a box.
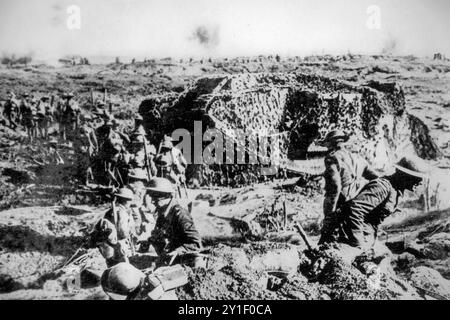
[175,241,424,300]
[0,206,100,294]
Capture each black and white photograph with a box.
[0,0,449,303]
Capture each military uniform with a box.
[129,135,157,176]
[337,177,400,250]
[22,101,37,142]
[60,97,80,140]
[3,97,19,130]
[320,145,378,244]
[154,147,187,185]
[93,194,137,267]
[36,98,53,139]
[149,203,202,256]
[73,124,98,184]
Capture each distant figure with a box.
[59,92,80,141]
[318,130,379,244]
[2,91,19,130]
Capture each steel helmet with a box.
[320,129,349,145]
[115,187,134,200]
[128,168,148,181]
[146,177,175,196]
[394,156,428,179]
[101,262,145,300]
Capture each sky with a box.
[0,0,449,61]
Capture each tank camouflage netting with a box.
[139,73,441,186]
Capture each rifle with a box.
[142,137,153,181]
[294,222,314,251]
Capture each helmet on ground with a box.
[100,262,145,300]
[146,177,175,196]
[394,156,428,179]
[128,168,148,181]
[115,187,134,200]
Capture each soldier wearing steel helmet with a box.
[36,96,53,139]
[335,156,428,250]
[126,168,154,243]
[318,130,379,244]
[154,135,188,194]
[2,91,19,130]
[59,92,80,141]
[73,114,98,185]
[145,178,202,264]
[129,126,157,177]
[91,187,137,267]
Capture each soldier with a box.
[126,168,154,244]
[318,130,379,245]
[2,91,19,130]
[335,157,427,250]
[22,98,38,143]
[129,127,157,176]
[91,187,137,267]
[59,92,80,141]
[73,114,98,185]
[18,93,32,127]
[96,117,127,187]
[145,178,202,265]
[154,136,188,196]
[36,96,53,139]
[112,118,130,145]
[45,138,64,165]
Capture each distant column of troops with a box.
[1,91,188,195]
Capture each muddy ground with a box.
[0,54,449,299]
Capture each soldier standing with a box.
[318,130,379,244]
[2,91,19,130]
[60,92,80,141]
[96,117,127,187]
[73,114,98,185]
[36,96,52,139]
[22,98,38,143]
[154,136,187,196]
[129,127,157,177]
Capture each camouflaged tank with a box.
[139,73,440,186]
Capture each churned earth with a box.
[0,54,450,299]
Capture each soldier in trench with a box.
[334,156,427,250]
[318,130,379,244]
